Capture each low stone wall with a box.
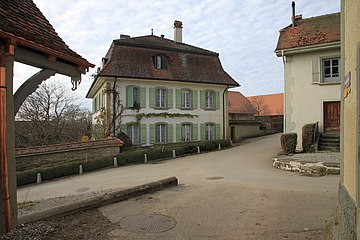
[15,137,123,171]
[230,121,278,143]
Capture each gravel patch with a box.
[276,152,340,164]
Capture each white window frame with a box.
[205,123,215,141]
[155,55,162,69]
[127,124,140,144]
[205,91,215,109]
[182,90,192,108]
[133,87,140,105]
[322,58,340,83]
[155,88,167,108]
[156,124,167,143]
[182,123,192,142]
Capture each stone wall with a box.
[15,137,123,171]
[229,121,278,142]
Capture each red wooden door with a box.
[323,101,340,132]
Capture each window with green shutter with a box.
[176,89,181,109]
[215,123,221,140]
[140,124,147,144]
[193,124,198,141]
[176,124,182,142]
[149,88,155,108]
[167,89,173,109]
[140,88,146,108]
[126,86,134,108]
[150,124,155,144]
[182,123,192,141]
[119,124,127,134]
[192,90,198,109]
[200,123,205,140]
[200,90,205,109]
[168,124,173,143]
[215,91,220,110]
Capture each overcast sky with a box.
[14,0,340,108]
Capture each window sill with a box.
[180,107,194,110]
[154,107,169,110]
[203,108,217,111]
[313,82,340,86]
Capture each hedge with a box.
[302,123,316,153]
[280,133,297,153]
[17,139,231,186]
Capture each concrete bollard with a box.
[79,165,83,175]
[230,140,233,146]
[173,149,176,158]
[144,154,148,164]
[218,143,221,150]
[197,146,200,154]
[36,173,42,184]
[113,157,118,167]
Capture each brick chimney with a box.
[173,20,182,43]
[120,34,130,39]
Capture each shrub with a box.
[116,131,133,148]
[302,123,316,152]
[280,133,297,153]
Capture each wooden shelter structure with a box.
[0,0,94,232]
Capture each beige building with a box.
[87,21,239,144]
[275,12,341,150]
[323,1,360,239]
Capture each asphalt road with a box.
[18,134,339,239]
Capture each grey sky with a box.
[14,0,340,108]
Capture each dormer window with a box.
[153,55,167,69]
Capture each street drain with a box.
[206,177,224,180]
[135,196,160,204]
[119,214,176,233]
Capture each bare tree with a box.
[15,82,92,147]
[249,96,270,116]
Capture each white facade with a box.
[92,77,228,145]
[283,48,341,149]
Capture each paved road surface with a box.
[18,134,339,239]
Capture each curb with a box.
[18,176,178,225]
[273,158,340,176]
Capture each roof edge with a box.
[275,41,340,57]
[0,30,95,71]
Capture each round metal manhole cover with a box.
[206,176,224,180]
[135,196,160,204]
[119,214,176,233]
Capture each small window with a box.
[154,55,167,69]
[133,87,140,106]
[127,124,140,144]
[205,123,215,140]
[155,88,167,108]
[182,123,192,141]
[182,90,192,108]
[156,124,167,143]
[323,58,340,82]
[205,91,215,109]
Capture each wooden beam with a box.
[13,68,56,114]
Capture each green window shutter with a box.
[140,87,146,108]
[167,124,173,143]
[150,124,155,144]
[141,124,147,144]
[176,89,181,109]
[200,90,205,109]
[167,89,173,109]
[192,90,198,109]
[120,124,127,134]
[176,124,182,142]
[215,91,220,110]
[149,88,155,108]
[193,124,198,141]
[126,86,134,108]
[216,123,221,140]
[312,59,321,83]
[200,124,205,140]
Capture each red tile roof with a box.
[0,0,93,69]
[275,13,340,51]
[87,35,238,96]
[228,91,255,114]
[15,137,123,156]
[247,93,284,116]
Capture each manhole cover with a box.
[135,196,160,204]
[206,177,224,180]
[75,187,90,193]
[119,214,176,233]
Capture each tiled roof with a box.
[94,35,238,87]
[0,0,93,68]
[247,93,284,116]
[228,91,256,114]
[15,137,123,156]
[275,13,340,51]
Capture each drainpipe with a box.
[223,86,229,139]
[0,42,14,233]
[281,50,286,133]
